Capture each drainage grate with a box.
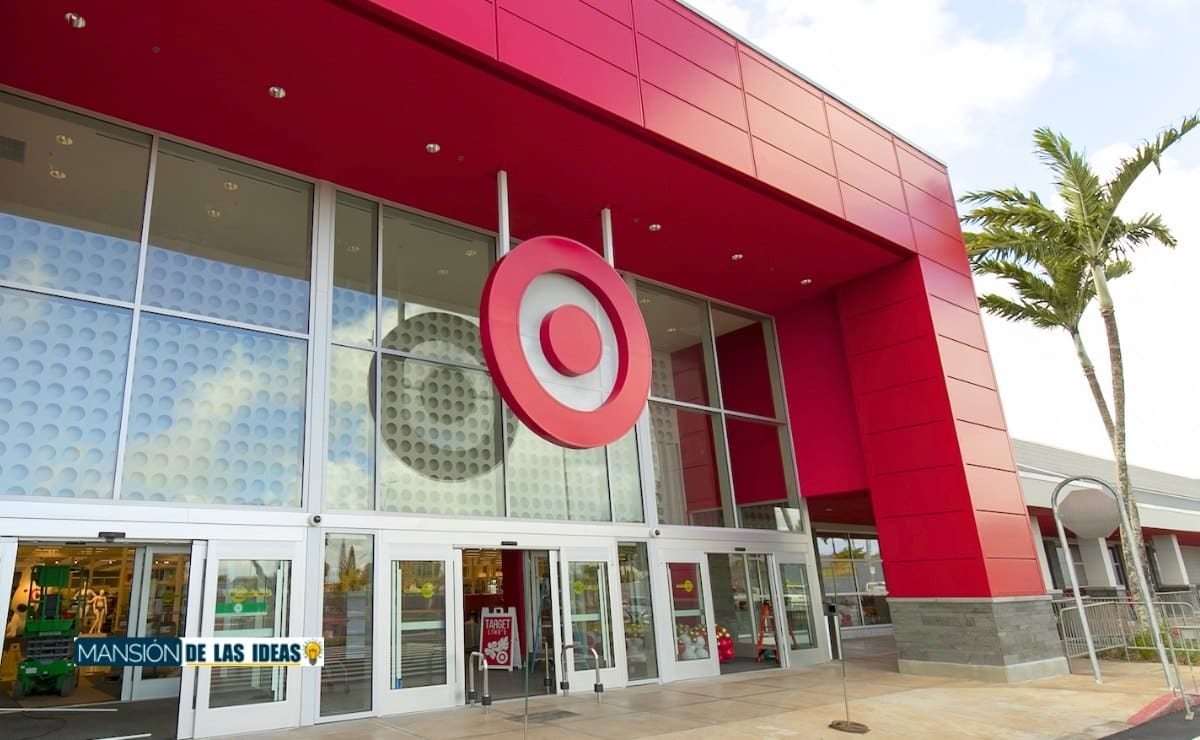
[506,709,580,723]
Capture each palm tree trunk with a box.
[1070,330,1116,441]
[1092,265,1155,632]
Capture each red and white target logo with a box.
[480,235,651,449]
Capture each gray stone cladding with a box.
[889,596,1064,668]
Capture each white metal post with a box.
[600,207,614,267]
[497,170,510,258]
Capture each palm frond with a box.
[1105,113,1200,206]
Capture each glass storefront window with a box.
[638,286,715,406]
[711,308,777,418]
[0,93,150,302]
[668,563,709,661]
[0,288,132,498]
[506,422,610,521]
[380,208,493,366]
[566,561,615,669]
[321,534,373,716]
[649,403,728,527]
[391,560,447,689]
[817,532,889,629]
[778,563,816,649]
[727,417,794,530]
[121,314,307,506]
[618,543,658,680]
[210,559,291,708]
[327,346,375,510]
[146,142,313,333]
[332,194,377,346]
[609,429,643,523]
[376,356,505,517]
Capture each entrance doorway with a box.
[707,553,780,674]
[1,541,189,739]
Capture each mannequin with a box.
[87,589,108,635]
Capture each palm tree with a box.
[960,113,1198,626]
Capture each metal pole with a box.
[497,170,510,258]
[1052,476,1175,688]
[600,208,614,267]
[1050,487,1102,684]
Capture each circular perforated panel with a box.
[0,214,139,301]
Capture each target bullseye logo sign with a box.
[480,235,651,449]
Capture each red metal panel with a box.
[849,337,943,393]
[905,182,963,239]
[929,297,987,350]
[878,511,983,562]
[498,11,642,124]
[858,378,948,433]
[752,139,842,217]
[946,378,1006,430]
[641,84,754,174]
[842,296,931,355]
[897,143,954,206]
[954,421,1017,471]
[746,97,834,175]
[738,52,828,135]
[632,0,740,85]
[984,557,1047,597]
[920,258,979,312]
[637,36,747,129]
[834,144,906,211]
[883,559,990,598]
[500,0,637,73]
[827,105,898,174]
[776,295,868,496]
[936,335,996,390]
[840,185,916,251]
[582,0,633,26]
[914,221,970,276]
[865,420,962,475]
[837,257,922,317]
[373,0,498,57]
[869,466,970,519]
[965,465,1028,516]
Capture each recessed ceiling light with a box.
[55,134,73,146]
[65,12,86,29]
[345,244,360,254]
[435,268,450,276]
[223,180,239,191]
[648,223,662,232]
[207,208,221,218]
[464,249,478,257]
[666,327,677,333]
[48,168,67,180]
[731,253,744,261]
[268,86,287,99]
[425,143,441,154]
[800,278,813,286]
[638,297,651,304]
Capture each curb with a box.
[1127,693,1192,725]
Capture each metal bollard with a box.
[543,641,554,693]
[559,643,604,702]
[468,651,491,711]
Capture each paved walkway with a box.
[240,638,1182,740]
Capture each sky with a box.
[685,0,1200,479]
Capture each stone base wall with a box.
[889,596,1069,682]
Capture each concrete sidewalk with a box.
[240,642,1182,740]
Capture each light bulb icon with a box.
[304,640,322,666]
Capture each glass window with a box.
[321,534,373,716]
[0,288,131,498]
[145,141,313,333]
[506,422,610,522]
[567,561,615,669]
[778,563,816,649]
[638,286,714,406]
[609,429,643,523]
[121,314,307,506]
[391,560,447,689]
[210,559,291,708]
[649,402,728,527]
[668,563,709,661]
[727,417,793,530]
[618,543,658,680]
[332,194,377,346]
[711,307,777,418]
[380,208,493,365]
[834,595,862,628]
[326,346,375,510]
[377,356,505,517]
[0,93,150,302]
